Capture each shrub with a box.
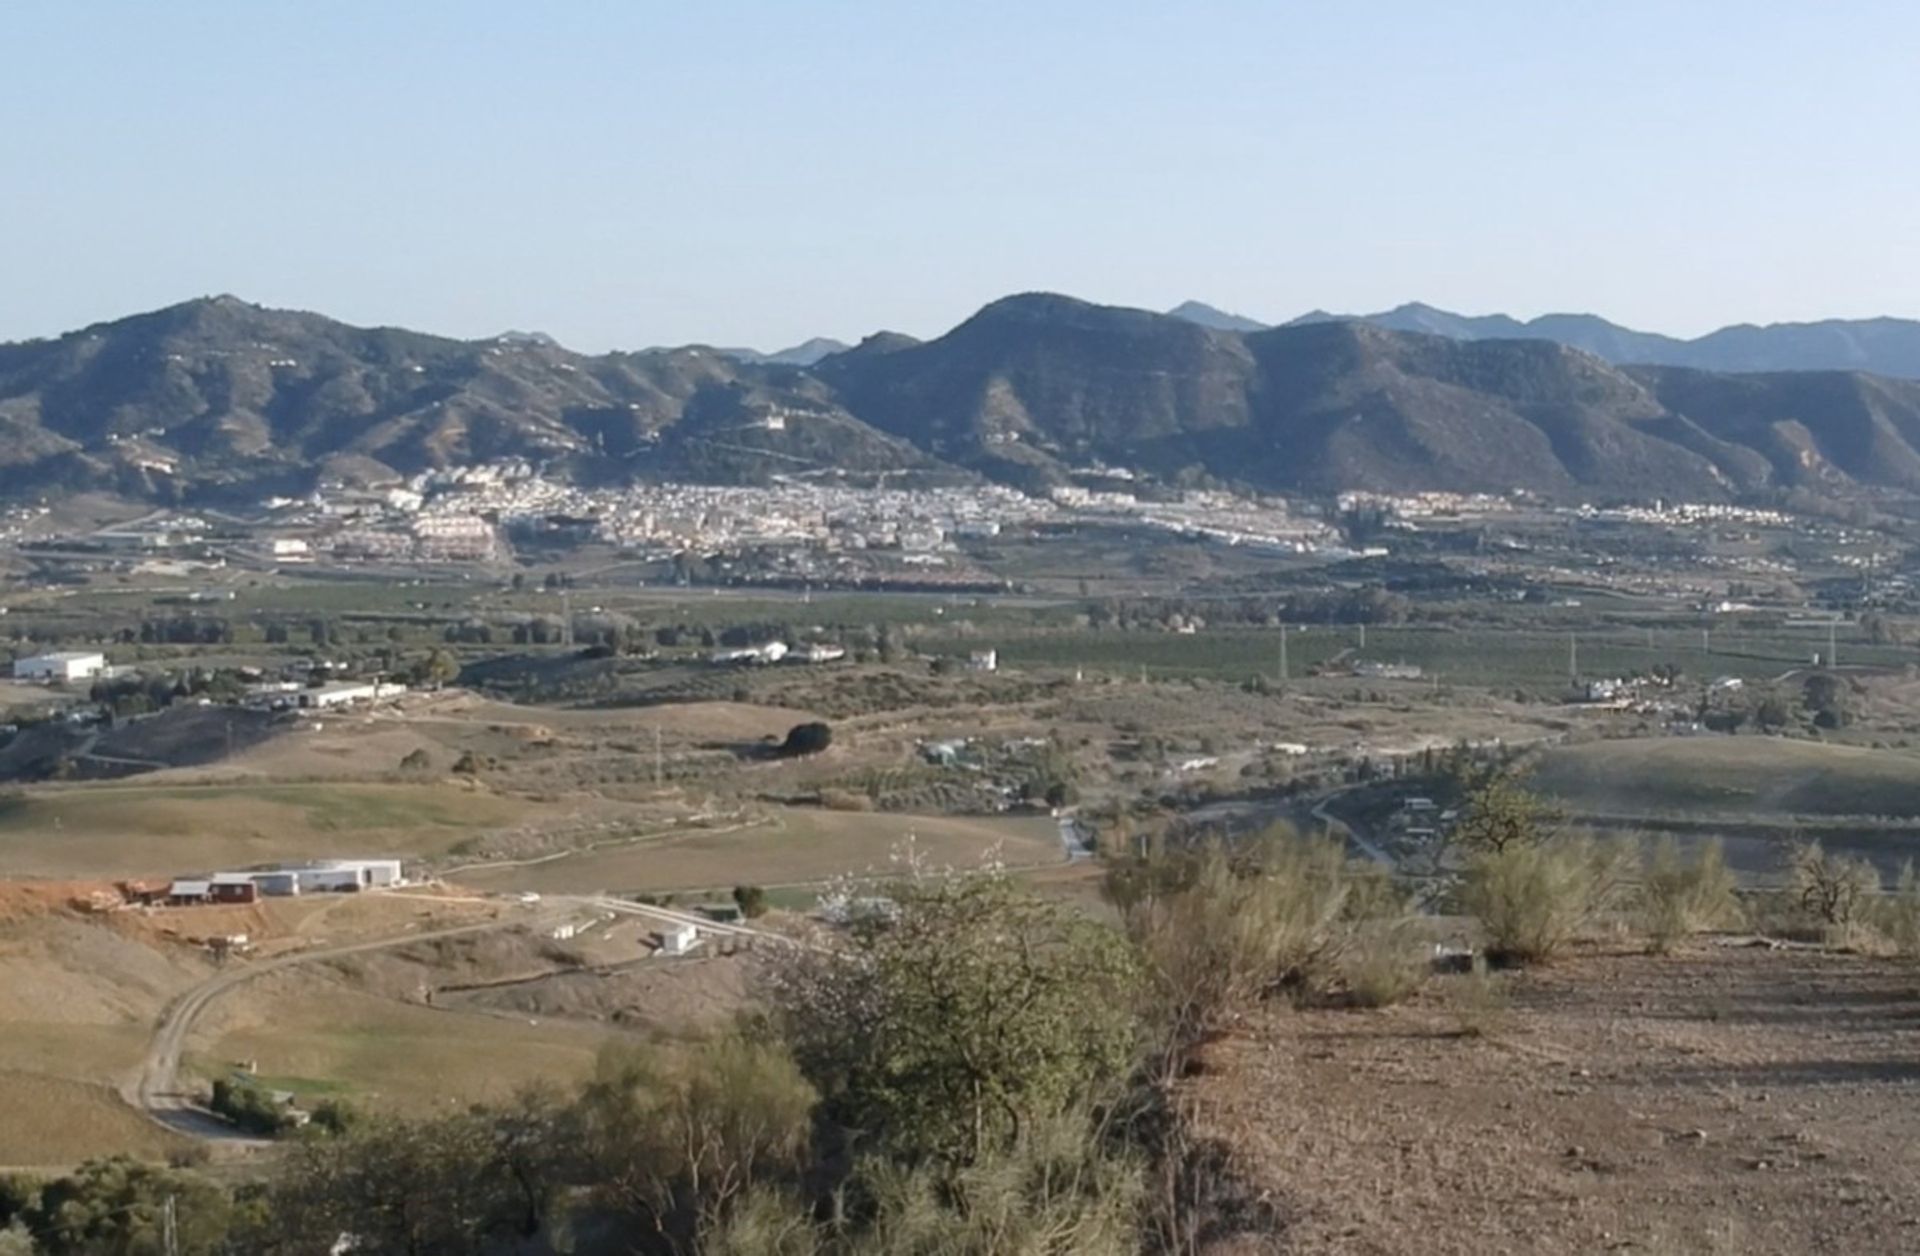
[1788,840,1881,933]
[1460,836,1634,965]
[451,750,482,775]
[1639,837,1743,953]
[768,869,1139,1166]
[209,1077,295,1137]
[733,885,770,919]
[1338,919,1429,1008]
[398,748,432,773]
[1118,829,1414,1063]
[1877,861,1920,958]
[816,788,873,812]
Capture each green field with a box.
[1532,736,1920,820]
[923,624,1914,689]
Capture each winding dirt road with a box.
[126,912,549,1140]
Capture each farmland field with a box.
[1532,736,1920,820]
[0,782,535,878]
[921,624,1914,688]
[445,807,1063,895]
[186,977,615,1116]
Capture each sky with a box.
[5,1,1919,352]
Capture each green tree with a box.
[732,885,770,919]
[769,870,1140,1165]
[573,1036,815,1246]
[1452,770,1559,855]
[25,1157,233,1256]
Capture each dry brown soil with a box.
[1191,944,1920,1255]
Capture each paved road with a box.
[127,912,548,1141]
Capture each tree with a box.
[245,1108,565,1256]
[412,648,459,690]
[573,1037,815,1246]
[1452,770,1560,855]
[779,722,833,757]
[732,885,769,919]
[24,1157,233,1256]
[1802,672,1853,729]
[452,750,482,775]
[768,869,1140,1165]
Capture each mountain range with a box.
[1168,300,1920,379]
[8,292,1920,507]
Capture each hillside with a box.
[10,293,1920,503]
[1270,301,1920,378]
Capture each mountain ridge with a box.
[8,293,1920,508]
[1165,299,1920,379]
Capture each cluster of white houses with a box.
[154,858,406,906]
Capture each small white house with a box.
[967,649,998,673]
[271,538,311,561]
[13,651,106,684]
[657,924,699,956]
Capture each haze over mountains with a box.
[7,292,1920,507]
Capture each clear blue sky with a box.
[5,1,1917,352]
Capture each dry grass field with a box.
[185,970,617,1115]
[0,1074,188,1169]
[445,806,1063,895]
[1532,736,1920,820]
[0,781,538,878]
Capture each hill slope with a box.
[8,293,1920,504]
[1287,301,1920,378]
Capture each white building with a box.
[241,859,405,896]
[271,538,311,561]
[12,652,106,684]
[296,681,408,709]
[657,924,700,956]
[966,649,998,673]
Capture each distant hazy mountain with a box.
[1285,301,1920,378]
[1165,300,1268,333]
[712,337,852,367]
[9,292,1920,505]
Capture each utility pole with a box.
[1279,624,1289,685]
[653,726,663,786]
[1358,622,1366,652]
[560,590,573,648]
[1568,632,1578,683]
[163,1194,178,1256]
[1702,627,1710,655]
[1829,619,1838,668]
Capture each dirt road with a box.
[126,910,547,1140]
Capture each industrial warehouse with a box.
[131,858,407,907]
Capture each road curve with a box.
[128,911,548,1141]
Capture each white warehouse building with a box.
[241,859,406,896]
[12,652,107,684]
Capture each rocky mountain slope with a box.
[1169,299,1920,379]
[7,293,1920,504]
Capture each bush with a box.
[769,869,1139,1166]
[780,722,834,757]
[1460,836,1634,965]
[1788,840,1881,933]
[1878,861,1920,958]
[1639,837,1743,953]
[398,748,432,773]
[1338,919,1429,1008]
[816,788,873,812]
[733,885,769,919]
[210,1077,295,1137]
[1117,829,1414,1064]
